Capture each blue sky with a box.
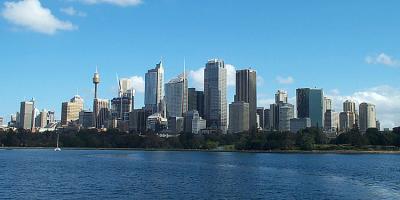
[0,0,399,128]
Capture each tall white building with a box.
[165,73,188,118]
[359,102,376,133]
[275,90,288,104]
[279,103,294,132]
[204,59,227,132]
[145,61,164,114]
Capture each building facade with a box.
[279,103,294,132]
[165,74,188,118]
[204,59,227,132]
[188,88,205,118]
[290,118,311,133]
[145,61,164,114]
[359,102,377,133]
[296,88,324,128]
[61,95,84,126]
[19,100,35,130]
[235,69,257,131]
[229,101,250,133]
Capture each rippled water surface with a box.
[1,149,399,200]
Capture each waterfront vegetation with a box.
[1,128,400,151]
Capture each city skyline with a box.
[0,0,400,128]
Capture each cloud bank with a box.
[2,0,76,35]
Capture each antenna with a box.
[95,65,98,73]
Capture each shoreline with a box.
[1,147,400,154]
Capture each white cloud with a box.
[188,64,236,90]
[188,67,204,90]
[326,85,400,129]
[130,76,144,93]
[60,6,86,17]
[276,76,294,84]
[226,64,236,87]
[1,0,76,35]
[78,0,142,7]
[365,53,400,67]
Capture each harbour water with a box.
[0,149,399,200]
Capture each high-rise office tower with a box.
[359,102,377,133]
[235,69,257,131]
[111,78,134,122]
[342,100,357,129]
[323,97,332,114]
[275,90,288,104]
[19,99,35,130]
[278,103,294,132]
[61,95,84,126]
[188,88,205,118]
[264,109,271,130]
[343,100,356,113]
[204,59,227,132]
[269,103,279,131]
[94,99,110,129]
[145,61,164,114]
[79,110,94,128]
[324,110,339,131]
[165,73,188,118]
[229,101,250,133]
[130,109,151,133]
[35,109,48,128]
[257,107,265,129]
[339,111,355,132]
[0,117,3,126]
[296,88,324,128]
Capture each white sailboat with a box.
[54,134,61,151]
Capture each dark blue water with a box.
[0,149,399,200]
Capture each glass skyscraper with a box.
[296,88,324,128]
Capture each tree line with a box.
[1,127,400,151]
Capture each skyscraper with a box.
[204,59,227,132]
[35,109,48,128]
[339,111,355,132]
[111,78,134,122]
[229,101,250,133]
[19,99,35,130]
[94,99,110,129]
[256,107,265,129]
[343,100,356,113]
[278,103,294,132]
[188,88,205,118]
[275,90,288,104]
[145,61,164,114]
[165,73,188,117]
[324,110,339,132]
[235,69,257,131]
[296,88,324,128]
[359,102,377,133]
[61,95,84,126]
[323,97,332,114]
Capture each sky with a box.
[0,0,399,129]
